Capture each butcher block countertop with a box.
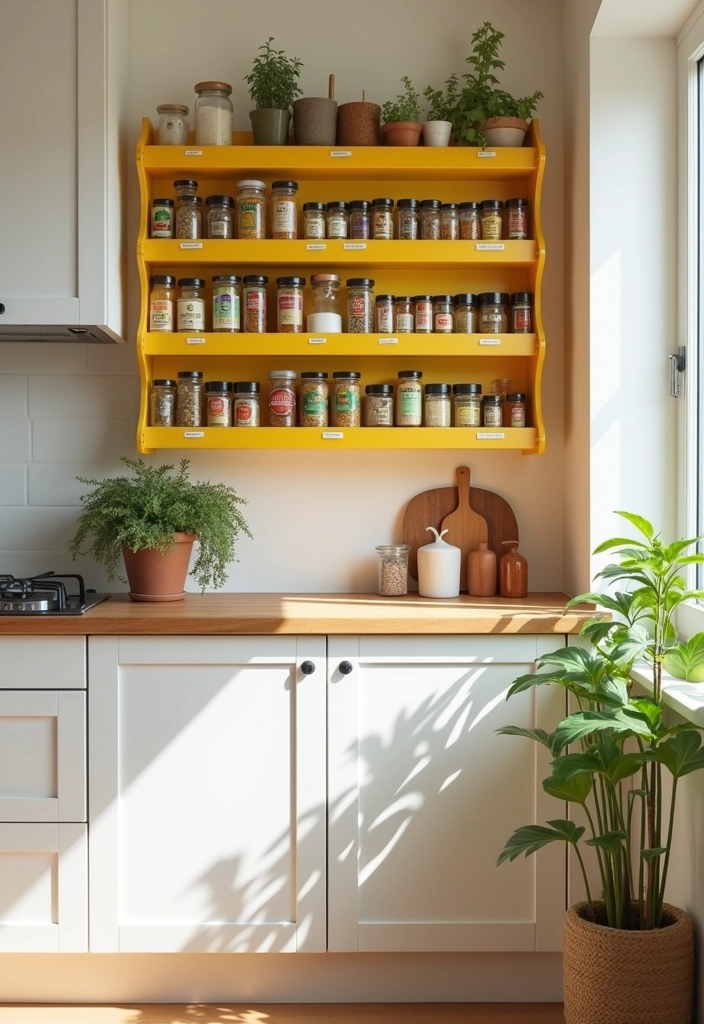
[0,592,599,636]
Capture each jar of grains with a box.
[272,180,298,240]
[397,199,419,240]
[459,201,481,240]
[156,104,189,145]
[454,293,477,333]
[327,201,349,239]
[175,195,202,239]
[331,371,361,427]
[396,370,423,426]
[507,198,529,239]
[433,295,454,333]
[349,200,371,239]
[150,379,177,426]
[233,382,260,427]
[174,179,198,199]
[205,381,232,426]
[149,275,176,332]
[268,370,297,426]
[194,81,232,145]
[424,383,452,427]
[236,180,266,239]
[299,372,329,427]
[483,394,503,428]
[364,384,394,426]
[176,371,204,427]
[376,544,410,596]
[303,202,326,239]
[511,292,533,333]
[420,199,441,240]
[395,295,414,333]
[414,295,433,333]
[177,278,206,332]
[243,275,268,333]
[151,198,174,237]
[310,274,341,315]
[479,292,509,334]
[506,392,527,427]
[372,198,394,239]
[453,383,482,426]
[375,294,394,334]
[347,278,374,333]
[212,275,241,332]
[441,203,459,240]
[206,195,234,239]
[276,276,305,333]
[480,199,504,240]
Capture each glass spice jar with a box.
[205,381,233,427]
[150,379,176,426]
[492,377,512,427]
[176,371,204,427]
[511,292,533,333]
[480,199,504,240]
[507,198,529,239]
[349,200,371,240]
[174,179,198,199]
[310,274,341,315]
[506,392,527,427]
[149,275,176,332]
[372,198,394,240]
[212,275,241,332]
[243,275,268,333]
[303,202,326,239]
[276,276,305,333]
[347,278,374,333]
[272,180,298,240]
[397,199,419,240]
[236,180,266,239]
[454,293,477,333]
[395,295,414,333]
[424,383,451,427]
[327,201,349,239]
[376,544,410,596]
[194,81,232,145]
[206,195,234,239]
[177,278,206,332]
[156,104,189,145]
[175,195,202,239]
[453,383,482,427]
[482,394,503,428]
[459,201,481,240]
[396,370,423,426]
[268,370,297,427]
[478,292,509,334]
[299,372,329,427]
[151,198,174,238]
[414,295,433,334]
[420,199,441,240]
[441,203,459,240]
[364,384,394,426]
[233,382,260,427]
[331,372,361,427]
[375,294,395,334]
[433,295,454,333]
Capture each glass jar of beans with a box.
[376,545,410,596]
[347,278,374,333]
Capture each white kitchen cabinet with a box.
[0,636,86,688]
[327,634,567,953]
[88,635,327,953]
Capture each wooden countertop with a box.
[0,592,598,636]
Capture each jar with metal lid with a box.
[433,295,454,333]
[506,392,527,427]
[194,81,232,145]
[454,294,477,333]
[176,371,204,427]
[478,292,509,333]
[268,370,297,427]
[206,195,234,238]
[156,104,189,145]
[149,275,176,332]
[347,278,374,333]
[349,200,371,239]
[151,198,173,238]
[453,383,482,427]
[243,275,268,333]
[397,199,419,240]
[376,544,410,596]
[480,199,504,240]
[420,199,441,240]
[175,195,202,239]
[396,370,422,426]
[459,201,481,240]
[233,382,260,427]
[483,394,503,428]
[424,383,451,426]
[300,372,329,427]
[177,278,206,332]
[414,295,433,334]
[310,274,341,316]
[327,201,349,239]
[395,296,414,333]
[303,202,326,239]
[511,292,533,333]
[441,203,459,240]
[212,275,241,332]
[205,381,233,427]
[331,372,361,427]
[372,198,394,240]
[236,180,266,239]
[375,294,394,334]
[174,179,198,199]
[364,384,394,427]
[507,198,529,240]
[276,276,305,333]
[150,379,176,426]
[272,180,298,240]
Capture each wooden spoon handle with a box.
[456,466,470,507]
[329,74,335,101]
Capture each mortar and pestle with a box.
[293,75,338,146]
[337,90,381,147]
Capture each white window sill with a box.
[631,664,704,728]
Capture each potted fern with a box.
[422,74,460,147]
[244,37,303,146]
[380,77,423,147]
[68,458,251,602]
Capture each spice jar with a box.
[492,377,512,426]
[459,201,481,240]
[347,278,374,334]
[149,275,176,332]
[236,180,266,239]
[350,200,371,239]
[454,294,477,333]
[395,296,414,333]
[507,198,529,239]
[372,198,394,240]
[212,275,241,332]
[424,383,451,426]
[174,179,198,199]
[331,372,361,427]
[480,199,504,240]
[482,394,503,428]
[375,294,395,334]
[268,370,297,427]
[420,199,441,240]
[511,292,533,333]
[175,195,202,239]
[156,104,189,145]
[396,370,422,426]
[327,201,349,239]
[205,381,232,427]
[441,203,459,240]
[276,276,305,333]
[433,295,454,333]
[272,180,298,240]
[194,81,232,146]
[243,275,268,333]
[414,295,433,334]
[206,195,234,239]
[233,382,260,427]
[151,198,174,238]
[506,392,527,427]
[376,545,410,596]
[364,384,394,426]
[478,292,509,333]
[453,383,482,427]
[176,371,204,427]
[177,278,206,332]
[303,202,326,239]
[310,274,341,314]
[397,199,419,240]
[300,372,329,427]
[150,379,176,426]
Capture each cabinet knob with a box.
[300,660,316,675]
[0,303,5,314]
[339,660,354,675]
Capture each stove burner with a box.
[0,573,110,616]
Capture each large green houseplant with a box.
[245,37,303,145]
[498,512,701,1023]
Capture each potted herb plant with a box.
[380,77,423,147]
[422,74,460,147]
[244,37,303,146]
[69,458,251,602]
[498,512,701,1024]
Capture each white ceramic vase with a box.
[422,120,452,147]
[417,527,461,599]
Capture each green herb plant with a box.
[69,458,251,592]
[381,77,422,124]
[423,74,461,122]
[244,37,303,111]
[498,512,704,930]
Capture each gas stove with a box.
[0,573,111,615]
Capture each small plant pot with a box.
[249,108,291,146]
[123,533,196,602]
[422,120,452,147]
[293,97,338,145]
[337,101,381,146]
[381,121,423,147]
[479,116,529,147]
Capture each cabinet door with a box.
[89,635,326,953]
[328,634,566,953]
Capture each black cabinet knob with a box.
[300,660,316,675]
[339,660,354,675]
[0,303,5,314]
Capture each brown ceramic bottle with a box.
[499,541,528,598]
[467,541,497,597]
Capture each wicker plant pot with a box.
[564,902,694,1024]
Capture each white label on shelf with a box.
[322,431,344,439]
[330,150,352,157]
[476,243,505,251]
[378,337,399,345]
[477,151,497,158]
[343,242,367,250]
[183,431,205,439]
[478,338,501,346]
[179,242,203,249]
[184,149,203,156]
[306,243,326,250]
[476,432,505,440]
[309,337,327,344]
[186,337,206,345]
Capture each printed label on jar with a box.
[303,391,327,416]
[434,312,453,332]
[373,212,393,239]
[349,295,369,317]
[415,304,432,331]
[328,213,347,237]
[399,387,421,418]
[510,406,526,427]
[149,300,173,331]
[513,308,532,332]
[335,388,360,414]
[456,404,481,427]
[177,299,205,332]
[484,406,503,427]
[235,398,258,426]
[209,219,231,239]
[396,313,414,332]
[508,210,527,239]
[273,200,296,234]
[207,397,229,426]
[278,294,303,327]
[152,209,172,237]
[269,388,296,416]
[377,307,394,333]
[239,202,263,235]
[213,291,240,331]
[481,217,502,240]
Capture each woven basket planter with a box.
[564,902,694,1024]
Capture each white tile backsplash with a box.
[0,508,80,552]
[28,463,114,507]
[28,374,139,418]
[0,376,28,418]
[0,465,27,505]
[0,420,31,462]
[32,418,133,463]
[0,343,86,375]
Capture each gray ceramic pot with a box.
[293,97,338,145]
[249,108,291,146]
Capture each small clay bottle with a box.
[499,541,528,598]
[468,541,497,597]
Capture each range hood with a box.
[0,325,125,344]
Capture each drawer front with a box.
[0,637,86,689]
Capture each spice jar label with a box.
[179,242,203,249]
[303,392,327,416]
[207,397,228,425]
[322,431,344,438]
[335,389,360,414]
[477,151,497,158]
[184,150,203,156]
[186,337,206,345]
[476,242,505,251]
[269,388,296,416]
[330,151,352,157]
[278,294,303,327]
[273,201,296,234]
[456,406,481,427]
[235,400,257,426]
[479,338,501,346]
[149,300,173,331]
[476,432,505,439]
[343,243,366,250]
[306,244,326,250]
[308,338,327,344]
[378,337,398,345]
[177,300,205,332]
[183,431,205,438]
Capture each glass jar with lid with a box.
[453,383,482,427]
[395,296,414,333]
[441,203,459,240]
[459,201,481,240]
[206,195,234,238]
[327,201,349,239]
[424,384,452,426]
[372,198,394,240]
[236,180,266,239]
[243,275,268,333]
[268,370,297,426]
[454,293,477,333]
[414,295,433,334]
[349,200,371,239]
[507,198,529,239]
[150,379,176,426]
[420,199,441,240]
[149,275,176,332]
[364,384,394,427]
[174,179,198,199]
[303,202,326,239]
[433,295,454,333]
[205,381,233,427]
[310,273,341,318]
[156,104,189,145]
[212,275,241,332]
[233,382,260,427]
[511,292,533,333]
[376,544,410,596]
[299,372,329,427]
[375,294,395,334]
[175,195,202,239]
[177,278,206,332]
[151,198,173,238]
[331,372,361,427]
[276,276,305,334]
[194,81,233,145]
[480,199,504,240]
[483,394,504,428]
[492,377,513,426]
[272,180,298,240]
[397,199,419,240]
[176,371,204,427]
[347,278,374,333]
[396,370,423,426]
[478,292,509,333]
[506,392,527,427]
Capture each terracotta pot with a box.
[337,101,381,146]
[479,116,529,147]
[381,121,423,147]
[563,902,694,1024]
[422,120,452,147]
[249,108,290,146]
[122,533,196,603]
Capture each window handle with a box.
[670,347,686,398]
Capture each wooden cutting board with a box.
[403,466,519,583]
[440,467,488,591]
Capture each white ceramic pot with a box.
[417,527,461,599]
[422,120,452,147]
[479,117,529,148]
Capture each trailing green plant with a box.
[381,76,422,124]
[244,37,303,110]
[423,74,460,122]
[68,458,251,591]
[498,511,704,930]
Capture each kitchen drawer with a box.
[0,636,86,688]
